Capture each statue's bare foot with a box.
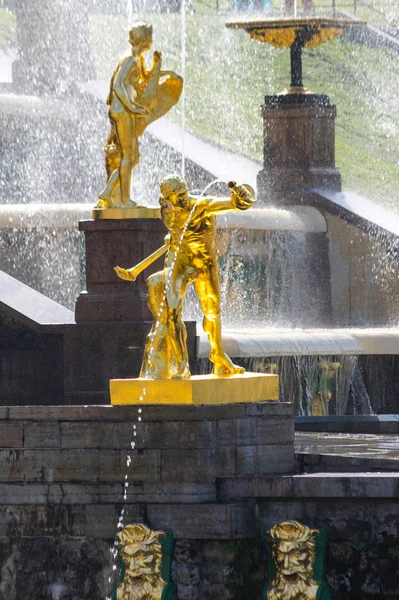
[94,197,117,210]
[123,199,139,208]
[171,365,191,379]
[211,354,245,377]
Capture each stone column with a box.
[257,94,342,206]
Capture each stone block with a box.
[0,484,49,504]
[245,402,293,417]
[24,422,61,448]
[202,540,236,563]
[47,483,124,504]
[0,408,9,420]
[6,404,248,422]
[8,406,110,421]
[237,446,256,476]
[161,449,216,483]
[0,505,86,537]
[61,422,134,449]
[297,453,399,474]
[219,473,399,501]
[107,450,161,483]
[143,420,217,449]
[36,448,160,484]
[256,444,294,474]
[217,417,257,446]
[225,444,294,479]
[215,446,237,478]
[147,503,257,539]
[217,419,237,446]
[0,507,17,536]
[174,563,201,587]
[118,482,216,503]
[0,422,23,447]
[237,417,257,445]
[45,449,106,483]
[0,450,45,482]
[256,417,294,445]
[86,504,145,539]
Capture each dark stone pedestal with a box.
[76,219,167,323]
[72,218,197,401]
[257,94,341,206]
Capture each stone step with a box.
[218,472,399,500]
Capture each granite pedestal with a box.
[257,94,341,206]
[75,218,167,323]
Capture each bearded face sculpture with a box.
[264,521,333,600]
[115,524,176,600]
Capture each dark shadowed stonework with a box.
[75,219,168,322]
[0,402,292,599]
[0,404,398,599]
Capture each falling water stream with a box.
[180,0,187,177]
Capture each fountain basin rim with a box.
[0,203,327,233]
[198,328,399,357]
[225,16,367,31]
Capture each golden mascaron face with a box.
[275,541,310,576]
[121,543,157,576]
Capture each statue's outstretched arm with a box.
[114,244,167,281]
[203,182,255,216]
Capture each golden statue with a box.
[265,521,332,600]
[94,23,183,214]
[115,175,255,379]
[115,524,169,600]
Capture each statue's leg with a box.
[194,263,244,376]
[140,271,165,378]
[112,112,139,206]
[164,264,190,377]
[97,168,120,208]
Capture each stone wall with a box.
[0,403,292,599]
[0,405,398,599]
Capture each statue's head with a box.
[129,23,153,52]
[269,521,318,578]
[266,520,322,600]
[160,174,189,209]
[117,523,165,581]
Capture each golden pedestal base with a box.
[110,372,279,406]
[92,206,161,220]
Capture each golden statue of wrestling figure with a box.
[115,175,255,379]
[94,23,183,216]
